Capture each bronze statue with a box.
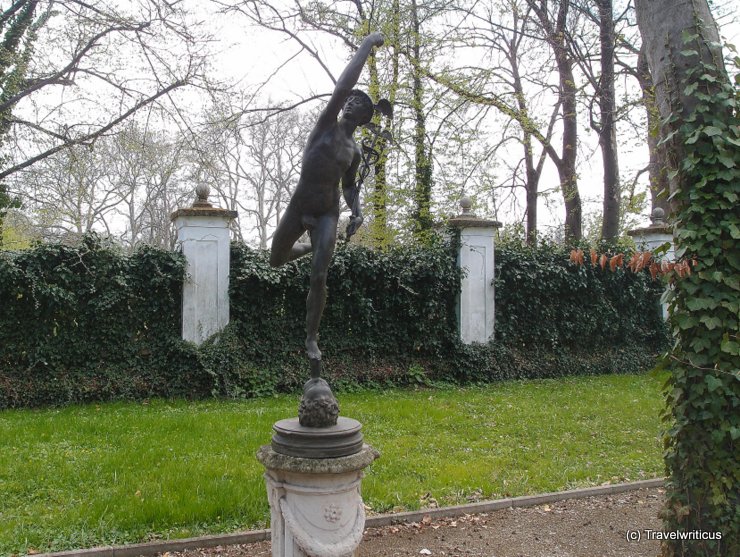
[269,32,385,427]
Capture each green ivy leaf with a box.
[704,375,723,392]
[675,313,699,330]
[717,155,736,169]
[722,190,739,203]
[727,251,740,271]
[684,82,700,95]
[702,126,723,137]
[699,315,723,330]
[723,274,739,290]
[719,337,739,356]
[685,130,701,144]
[685,297,718,311]
[690,336,712,351]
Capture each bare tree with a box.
[445,0,562,243]
[190,98,305,248]
[0,0,207,182]
[593,0,620,240]
[524,0,582,243]
[13,120,189,248]
[103,122,190,250]
[568,0,622,240]
[17,141,117,242]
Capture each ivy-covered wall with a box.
[495,242,667,350]
[215,238,461,394]
[0,234,668,408]
[0,236,206,407]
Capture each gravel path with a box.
[163,487,664,557]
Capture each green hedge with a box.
[494,242,667,350]
[229,238,460,359]
[0,234,668,408]
[0,235,206,407]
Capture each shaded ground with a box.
[166,487,664,557]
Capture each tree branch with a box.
[0,78,187,181]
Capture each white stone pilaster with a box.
[448,199,501,345]
[171,205,237,345]
[628,208,674,320]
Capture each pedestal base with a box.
[272,417,364,459]
[257,443,379,557]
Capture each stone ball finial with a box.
[460,196,473,215]
[193,183,212,208]
[651,206,666,226]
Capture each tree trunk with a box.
[596,0,620,241]
[636,0,725,194]
[523,131,538,244]
[528,0,582,243]
[367,0,400,249]
[636,48,670,217]
[556,46,581,243]
[410,0,433,241]
[508,12,540,245]
[635,2,738,556]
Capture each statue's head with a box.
[299,377,340,427]
[343,90,375,126]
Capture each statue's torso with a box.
[292,124,359,216]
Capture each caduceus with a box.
[344,99,394,242]
[268,32,392,427]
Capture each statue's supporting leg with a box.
[304,215,337,362]
[299,214,339,428]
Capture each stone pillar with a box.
[628,207,674,320]
[627,207,674,259]
[448,198,502,344]
[258,442,378,557]
[171,185,237,345]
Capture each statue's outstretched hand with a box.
[365,32,384,48]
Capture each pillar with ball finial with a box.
[171,183,237,345]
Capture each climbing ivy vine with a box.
[657,36,739,555]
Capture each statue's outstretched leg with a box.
[269,205,310,267]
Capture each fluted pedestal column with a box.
[257,444,379,557]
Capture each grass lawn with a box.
[0,372,666,555]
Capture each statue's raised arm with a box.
[317,32,385,128]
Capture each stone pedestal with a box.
[257,444,379,557]
[448,198,502,344]
[171,189,237,345]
